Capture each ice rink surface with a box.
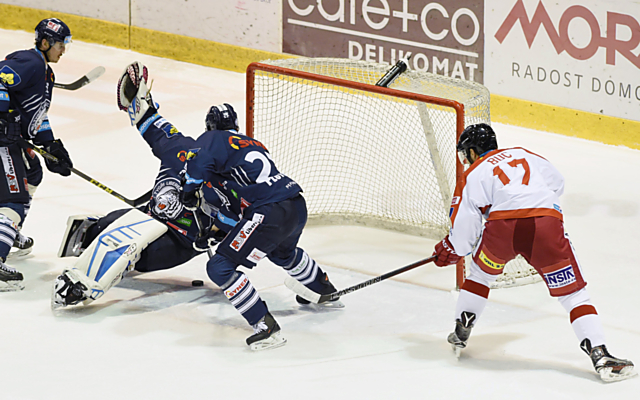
[1,29,638,399]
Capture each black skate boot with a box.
[581,339,637,382]
[447,311,476,357]
[0,259,24,291]
[7,231,34,260]
[296,272,344,308]
[246,312,286,351]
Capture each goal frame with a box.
[246,61,468,288]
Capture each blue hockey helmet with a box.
[457,123,498,164]
[35,18,72,47]
[205,103,239,132]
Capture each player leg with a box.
[267,196,343,307]
[448,219,517,355]
[52,208,167,309]
[528,217,635,382]
[6,147,42,260]
[0,145,32,290]
[212,202,316,350]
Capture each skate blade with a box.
[249,332,287,351]
[6,247,33,260]
[0,280,25,292]
[599,366,638,382]
[451,344,462,359]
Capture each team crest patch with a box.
[177,150,187,162]
[0,65,21,87]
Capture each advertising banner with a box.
[283,0,484,82]
[486,0,640,122]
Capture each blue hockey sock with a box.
[0,214,18,260]
[222,272,268,326]
[283,249,319,286]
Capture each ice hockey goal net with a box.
[246,57,540,289]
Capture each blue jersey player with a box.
[51,62,237,308]
[181,109,345,350]
[0,18,74,291]
[117,61,342,350]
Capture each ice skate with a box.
[246,312,286,351]
[51,270,91,310]
[447,311,476,358]
[0,259,24,291]
[6,231,34,260]
[581,339,637,382]
[296,272,344,308]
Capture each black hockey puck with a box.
[191,280,204,287]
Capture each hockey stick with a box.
[20,139,152,207]
[285,255,436,303]
[375,57,409,88]
[53,66,105,91]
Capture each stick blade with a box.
[284,277,321,304]
[85,66,106,82]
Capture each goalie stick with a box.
[53,66,105,91]
[20,139,152,207]
[285,255,436,304]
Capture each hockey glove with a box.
[43,139,73,177]
[0,110,21,145]
[433,236,461,267]
[193,227,226,252]
[117,61,154,126]
[180,184,203,211]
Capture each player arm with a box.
[135,108,194,161]
[448,179,487,256]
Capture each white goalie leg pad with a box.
[59,209,167,305]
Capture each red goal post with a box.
[245,58,537,289]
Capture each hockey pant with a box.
[0,144,42,259]
[63,208,167,304]
[456,216,605,346]
[208,195,328,325]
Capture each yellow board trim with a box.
[491,94,640,151]
[0,3,290,73]
[1,4,638,148]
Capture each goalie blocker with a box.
[52,208,166,309]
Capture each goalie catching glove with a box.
[433,236,461,267]
[117,61,155,125]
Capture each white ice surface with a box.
[0,29,638,399]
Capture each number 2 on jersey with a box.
[493,158,530,186]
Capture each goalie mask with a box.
[205,103,239,132]
[457,123,498,165]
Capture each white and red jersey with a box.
[448,147,565,256]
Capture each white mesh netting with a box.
[248,57,539,288]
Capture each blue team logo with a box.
[0,65,21,87]
[544,265,576,289]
